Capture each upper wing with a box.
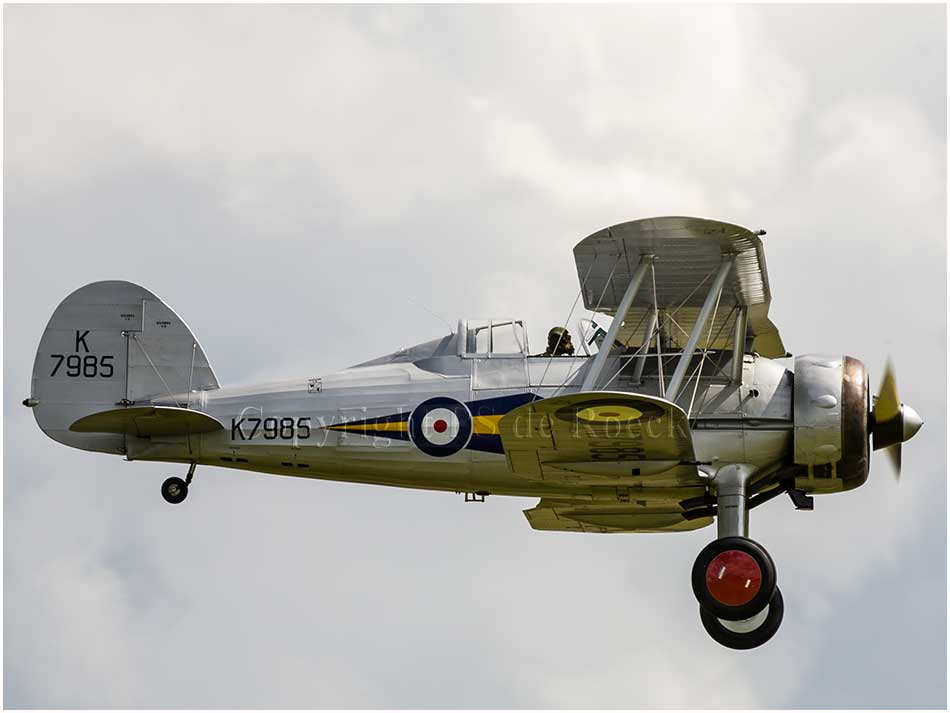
[573,216,786,358]
[498,390,696,482]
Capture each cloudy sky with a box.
[4,4,946,709]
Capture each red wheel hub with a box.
[705,550,762,606]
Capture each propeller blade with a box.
[875,360,900,422]
[886,443,901,481]
[871,359,920,482]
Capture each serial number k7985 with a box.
[230,417,311,441]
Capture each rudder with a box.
[27,281,219,454]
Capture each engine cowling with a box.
[793,354,869,492]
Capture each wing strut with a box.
[666,255,735,401]
[580,255,654,391]
[731,306,748,384]
[630,307,658,384]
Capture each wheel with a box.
[161,476,188,504]
[700,586,784,650]
[691,536,776,620]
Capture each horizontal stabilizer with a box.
[70,406,224,438]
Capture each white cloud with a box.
[810,93,946,217]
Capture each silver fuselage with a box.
[136,346,792,502]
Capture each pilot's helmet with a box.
[548,326,569,342]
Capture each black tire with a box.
[161,476,188,504]
[700,586,784,650]
[691,536,776,620]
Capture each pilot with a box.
[540,326,575,357]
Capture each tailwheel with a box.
[700,586,784,650]
[161,463,196,504]
[161,476,188,504]
[691,536,776,620]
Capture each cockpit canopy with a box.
[352,319,531,368]
[458,319,529,357]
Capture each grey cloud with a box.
[4,4,946,708]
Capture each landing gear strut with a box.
[692,464,784,649]
[161,463,196,505]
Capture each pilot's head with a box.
[547,326,574,355]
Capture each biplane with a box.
[24,216,922,649]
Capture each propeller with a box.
[870,359,923,480]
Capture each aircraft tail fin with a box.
[26,280,219,454]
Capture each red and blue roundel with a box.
[408,397,472,457]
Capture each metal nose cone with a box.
[901,404,923,442]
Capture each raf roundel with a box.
[408,397,472,457]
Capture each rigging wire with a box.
[693,305,742,414]
[599,329,659,390]
[651,260,666,397]
[576,253,622,350]
[532,250,610,400]
[131,334,182,406]
[406,295,454,332]
[552,260,642,397]
[686,287,724,418]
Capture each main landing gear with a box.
[161,463,196,505]
[692,464,784,649]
